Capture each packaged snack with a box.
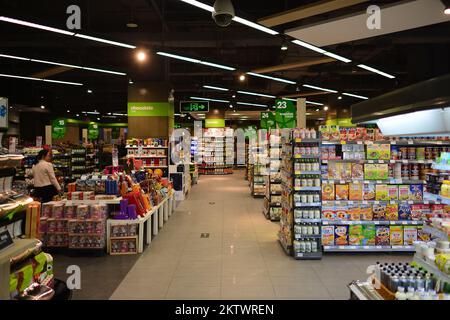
[431,204,445,218]
[76,205,90,220]
[364,164,377,180]
[409,184,423,201]
[330,125,340,141]
[360,205,373,221]
[375,129,385,141]
[347,128,357,141]
[319,125,330,141]
[342,163,353,180]
[385,204,399,221]
[351,164,364,180]
[375,184,389,201]
[336,184,349,200]
[339,128,348,141]
[364,128,375,141]
[321,226,335,246]
[390,226,403,245]
[52,204,64,219]
[91,204,108,220]
[336,207,349,220]
[363,184,376,200]
[334,226,348,245]
[322,208,336,220]
[398,204,411,220]
[64,205,76,219]
[373,204,387,220]
[417,226,431,242]
[376,226,390,246]
[403,226,418,245]
[349,184,363,200]
[42,203,54,218]
[322,183,335,201]
[349,225,364,246]
[367,144,391,160]
[355,127,366,141]
[362,225,376,246]
[410,204,424,221]
[398,185,410,201]
[348,206,361,221]
[388,186,399,200]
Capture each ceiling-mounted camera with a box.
[212,0,235,27]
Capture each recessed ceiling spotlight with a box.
[76,114,80,117]
[324,106,329,111]
[136,50,147,62]
[239,74,246,82]
[67,109,70,113]
[87,89,93,94]
[40,105,45,109]
[442,0,450,14]
[281,38,288,51]
[338,96,342,100]
[232,95,236,98]
[316,109,320,112]
[229,104,233,108]
[97,118,100,121]
[107,112,112,115]
[129,79,134,84]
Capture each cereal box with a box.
[349,183,363,200]
[330,125,341,141]
[339,128,348,141]
[321,226,335,246]
[336,184,349,200]
[390,226,404,246]
[341,163,353,180]
[349,225,364,246]
[403,226,418,245]
[351,164,364,180]
[367,144,391,160]
[373,204,387,220]
[319,125,330,141]
[360,204,373,221]
[385,204,399,221]
[322,183,335,200]
[347,128,358,141]
[356,127,366,141]
[398,204,411,220]
[388,186,399,200]
[322,208,336,221]
[334,226,348,245]
[348,206,361,221]
[364,128,376,141]
[363,184,376,200]
[362,225,376,246]
[409,184,423,201]
[417,226,431,242]
[375,226,390,246]
[410,204,424,221]
[398,185,410,201]
[375,184,389,201]
[335,207,349,220]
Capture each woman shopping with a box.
[32,149,62,203]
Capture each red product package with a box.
[430,204,445,218]
[124,191,146,217]
[339,128,348,142]
[410,204,427,221]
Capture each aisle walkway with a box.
[110,170,410,300]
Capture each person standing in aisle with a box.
[32,149,61,203]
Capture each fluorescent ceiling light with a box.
[357,64,396,79]
[157,51,235,71]
[342,92,369,100]
[303,84,338,93]
[306,101,324,106]
[85,111,100,115]
[190,96,230,103]
[203,85,229,91]
[0,73,83,86]
[237,102,268,108]
[282,98,297,102]
[0,16,136,49]
[247,72,296,85]
[237,91,276,99]
[0,16,75,35]
[179,0,214,12]
[0,53,126,76]
[232,16,278,35]
[292,39,326,54]
[113,113,127,116]
[322,51,352,63]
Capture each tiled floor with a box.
[110,170,413,300]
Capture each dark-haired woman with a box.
[32,149,61,203]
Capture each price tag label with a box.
[390,160,396,164]
[418,160,424,163]
[363,246,370,250]
[348,201,354,205]
[368,160,374,164]
[376,180,383,184]
[340,141,347,145]
[408,140,414,145]
[339,246,346,250]
[378,160,385,164]
[362,201,368,205]
[437,141,443,145]
[366,141,373,145]
[408,201,413,205]
[357,141,363,145]
[374,201,380,204]
[424,201,429,205]
[296,253,304,257]
[391,141,397,145]
[376,246,382,249]
[402,160,409,164]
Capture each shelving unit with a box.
[263,129,282,221]
[198,128,234,175]
[126,140,169,178]
[250,139,268,198]
[70,147,87,180]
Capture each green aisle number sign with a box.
[52,119,66,139]
[260,112,276,129]
[180,101,209,113]
[88,122,100,140]
[275,99,296,128]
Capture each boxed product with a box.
[410,204,424,221]
[335,184,349,200]
[360,204,373,221]
[398,204,411,220]
[417,226,431,242]
[363,184,376,200]
[409,184,423,201]
[398,185,410,201]
[375,226,390,246]
[356,127,366,140]
[362,225,376,246]
[390,226,404,246]
[319,125,330,141]
[322,183,335,201]
[431,204,445,218]
[372,204,387,220]
[322,208,336,220]
[349,183,363,201]
[348,206,361,221]
[367,144,391,160]
[364,128,376,141]
[385,204,399,221]
[339,128,348,141]
[322,226,335,246]
[329,125,340,141]
[403,226,418,245]
[364,164,389,180]
[349,225,364,246]
[336,207,349,220]
[347,128,358,141]
[342,163,353,180]
[76,205,90,220]
[334,226,348,245]
[388,186,399,200]
[351,164,364,180]
[375,184,389,201]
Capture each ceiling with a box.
[0,0,449,123]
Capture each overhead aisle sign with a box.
[260,112,276,129]
[275,99,296,128]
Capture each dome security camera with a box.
[212,0,235,27]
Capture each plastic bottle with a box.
[406,287,415,300]
[395,287,407,300]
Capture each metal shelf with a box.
[294,202,321,207]
[323,245,415,252]
[294,171,321,175]
[413,255,450,283]
[322,220,423,226]
[423,225,449,240]
[295,218,322,223]
[293,251,322,260]
[294,187,321,191]
[294,234,322,239]
[322,200,432,205]
[322,179,426,185]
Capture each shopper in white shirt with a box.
[32,149,61,203]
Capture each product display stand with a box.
[70,147,87,180]
[126,139,169,177]
[251,140,268,198]
[263,129,282,221]
[199,128,234,175]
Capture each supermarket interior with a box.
[0,0,450,303]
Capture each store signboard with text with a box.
[205,119,225,128]
[275,99,296,128]
[127,102,172,117]
[0,97,8,129]
[180,101,209,114]
[52,119,66,139]
[260,112,276,129]
[88,122,100,140]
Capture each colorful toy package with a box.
[362,225,376,246]
[398,185,410,201]
[409,184,423,201]
[375,226,390,246]
[349,225,364,246]
[403,226,418,245]
[390,226,404,246]
[334,226,348,245]
[321,226,335,246]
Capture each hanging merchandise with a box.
[52,119,66,139]
[275,99,296,129]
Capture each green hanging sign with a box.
[52,119,66,139]
[275,99,296,128]
[260,112,276,129]
[88,122,100,140]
